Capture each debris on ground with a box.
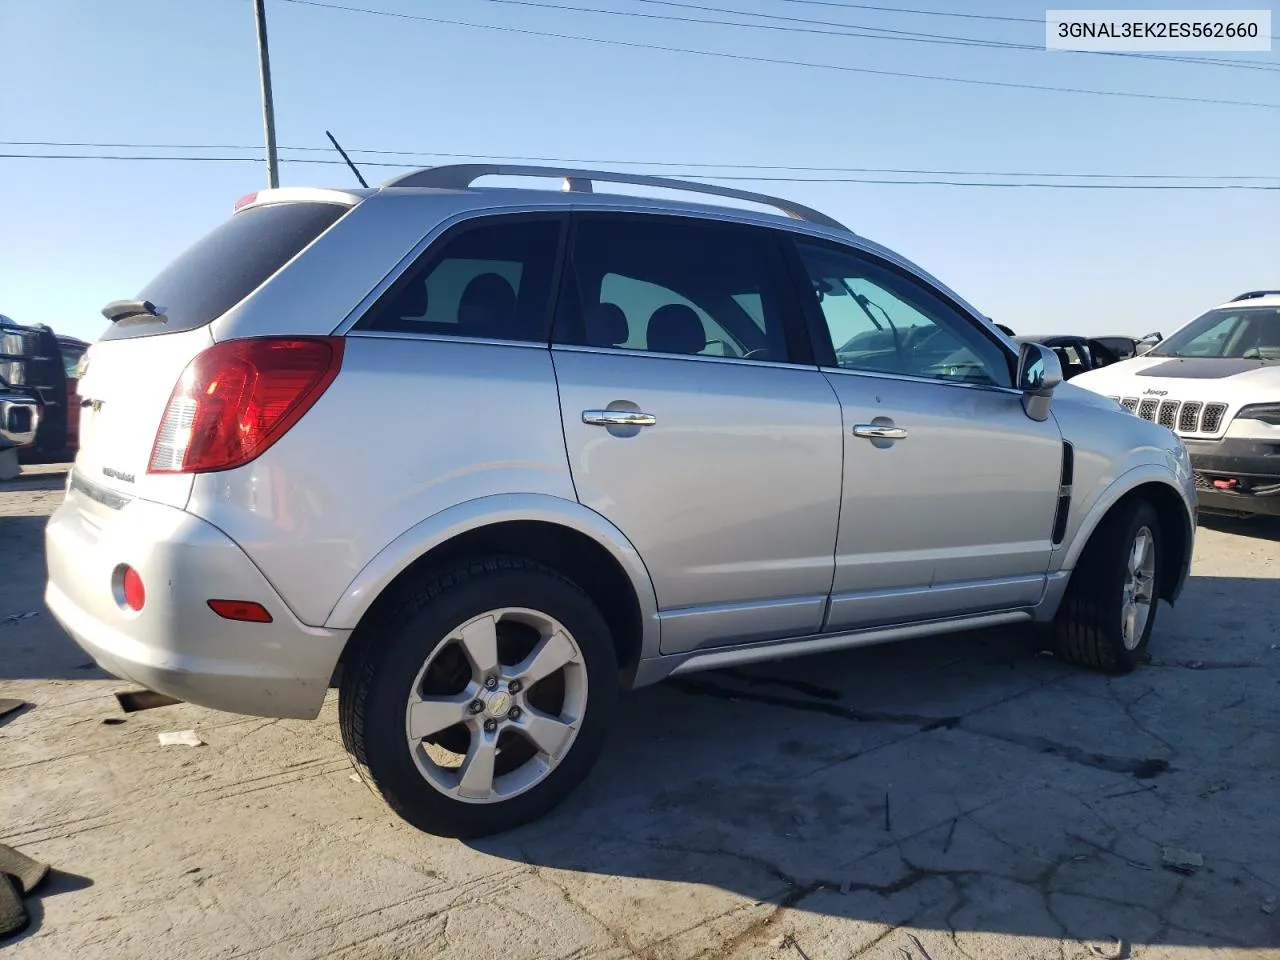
[1086,936,1130,959]
[0,874,25,939]
[348,773,361,782]
[1161,846,1204,875]
[907,933,937,960]
[0,844,50,896]
[1,611,37,625]
[116,690,183,713]
[1198,780,1231,798]
[1262,895,1278,914]
[0,699,26,720]
[0,844,51,940]
[101,718,126,726]
[158,730,204,748]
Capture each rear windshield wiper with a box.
[101,299,163,323]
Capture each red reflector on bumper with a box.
[207,599,273,623]
[121,567,145,612]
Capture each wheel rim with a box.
[404,607,588,804]
[1121,526,1157,651]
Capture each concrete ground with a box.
[2,464,1279,960]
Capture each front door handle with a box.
[583,410,657,427]
[853,423,908,440]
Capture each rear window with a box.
[102,202,347,341]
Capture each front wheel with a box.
[339,558,618,837]
[1053,500,1162,674]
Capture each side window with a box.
[795,241,1012,388]
[357,217,561,342]
[556,216,794,363]
[61,345,86,379]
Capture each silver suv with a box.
[45,165,1196,837]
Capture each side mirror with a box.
[1016,342,1062,422]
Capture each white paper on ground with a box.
[158,730,204,747]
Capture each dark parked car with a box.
[1091,332,1165,360]
[1012,334,1125,380]
[0,316,78,459]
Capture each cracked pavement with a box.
[3,464,1279,959]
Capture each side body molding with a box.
[323,493,663,658]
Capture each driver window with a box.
[795,241,1011,388]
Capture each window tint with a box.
[1152,307,1280,360]
[556,216,794,363]
[105,202,347,341]
[1094,336,1134,359]
[359,218,561,343]
[796,241,1011,388]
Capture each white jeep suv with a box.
[45,165,1196,837]
[1072,290,1280,519]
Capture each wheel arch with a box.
[327,494,660,680]
[1060,470,1194,605]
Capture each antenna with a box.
[325,130,369,189]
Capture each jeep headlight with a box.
[1235,403,1280,426]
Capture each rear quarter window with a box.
[102,202,347,341]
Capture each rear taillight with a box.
[148,337,343,475]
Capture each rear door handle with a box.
[853,424,908,440]
[582,410,657,427]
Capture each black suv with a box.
[0,316,71,458]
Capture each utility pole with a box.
[253,0,280,189]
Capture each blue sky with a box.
[2,0,1277,343]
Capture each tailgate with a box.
[73,327,213,508]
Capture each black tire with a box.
[339,556,618,838]
[1053,499,1162,674]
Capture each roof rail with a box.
[382,163,848,231]
[1230,289,1280,302]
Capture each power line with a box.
[465,0,1280,72]
[275,0,1280,110]
[5,152,1279,189]
[772,0,1042,25]
[5,142,1278,181]
[772,0,1280,40]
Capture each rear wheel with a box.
[1053,500,1162,674]
[339,557,617,838]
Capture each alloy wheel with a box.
[403,607,588,803]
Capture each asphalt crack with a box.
[670,677,1171,779]
[667,677,960,731]
[715,669,843,701]
[956,725,1171,779]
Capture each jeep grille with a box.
[1119,397,1229,435]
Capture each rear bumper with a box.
[44,474,349,719]
[1185,437,1280,517]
